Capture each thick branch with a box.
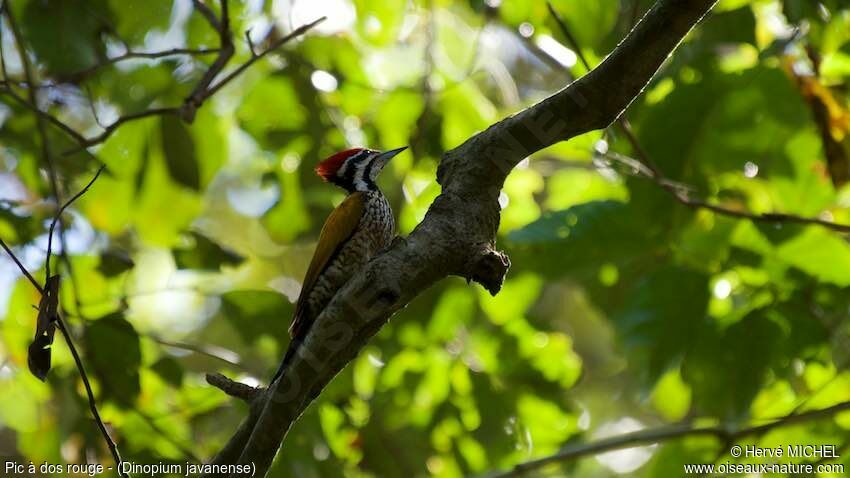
[436,0,716,194]
[485,400,850,478]
[206,1,718,476]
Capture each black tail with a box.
[269,339,300,386]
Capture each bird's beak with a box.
[377,146,407,165]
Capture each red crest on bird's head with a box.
[315,148,365,181]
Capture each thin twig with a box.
[55,318,128,477]
[485,400,850,478]
[4,0,61,210]
[150,336,246,370]
[3,0,86,334]
[84,85,105,128]
[547,1,850,235]
[0,2,9,83]
[245,29,257,57]
[4,5,125,472]
[184,16,327,120]
[45,166,105,278]
[62,107,179,156]
[57,47,220,83]
[0,86,91,145]
[0,238,43,293]
[58,12,324,156]
[192,0,221,31]
[181,0,234,122]
[600,151,850,232]
[4,0,72,298]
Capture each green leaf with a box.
[220,290,293,344]
[776,228,850,286]
[614,266,710,381]
[0,206,40,243]
[428,287,476,341]
[236,77,306,146]
[478,273,542,325]
[151,357,184,388]
[552,0,619,46]
[107,0,172,44]
[84,313,142,406]
[352,0,407,46]
[637,67,808,180]
[517,394,578,452]
[699,6,757,46]
[682,310,783,418]
[173,232,244,271]
[507,201,653,278]
[159,115,201,191]
[97,249,135,277]
[651,367,693,421]
[20,0,110,76]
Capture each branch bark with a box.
[485,400,850,478]
[205,1,719,476]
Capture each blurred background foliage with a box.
[1,0,850,476]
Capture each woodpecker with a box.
[271,146,407,384]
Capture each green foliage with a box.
[160,115,202,191]
[2,0,850,477]
[83,313,142,406]
[18,0,110,76]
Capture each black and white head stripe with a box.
[320,147,405,193]
[336,149,377,192]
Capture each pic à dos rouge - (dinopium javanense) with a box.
[270,146,408,385]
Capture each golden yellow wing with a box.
[289,192,365,338]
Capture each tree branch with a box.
[3,4,124,470]
[206,373,262,402]
[180,0,234,122]
[0,86,91,145]
[61,107,180,156]
[0,174,122,475]
[54,318,128,477]
[205,1,719,476]
[56,47,220,84]
[44,165,105,278]
[485,400,850,478]
[1,3,324,158]
[181,15,327,119]
[2,2,324,473]
[59,14,325,155]
[0,238,42,293]
[546,1,850,234]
